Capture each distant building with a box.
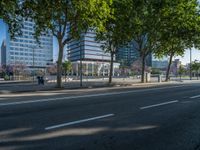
[67,31,119,76]
[116,41,152,67]
[151,55,168,70]
[67,31,111,62]
[152,60,168,69]
[3,19,53,69]
[146,54,152,67]
[171,59,181,75]
[116,41,140,67]
[1,40,6,65]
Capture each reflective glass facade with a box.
[67,31,111,62]
[116,40,152,67]
[1,40,6,65]
[5,19,53,67]
[116,41,140,67]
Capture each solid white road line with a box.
[190,95,200,99]
[140,100,179,110]
[0,85,184,107]
[45,114,115,130]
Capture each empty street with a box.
[1,83,200,150]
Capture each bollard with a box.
[146,72,151,83]
[158,75,162,83]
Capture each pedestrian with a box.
[41,76,44,85]
[37,76,41,85]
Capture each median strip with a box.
[45,114,115,130]
[140,100,179,110]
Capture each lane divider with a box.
[45,114,115,130]
[0,85,185,107]
[140,100,179,110]
[190,95,200,99]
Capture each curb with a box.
[0,81,34,85]
[0,82,183,94]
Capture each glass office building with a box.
[116,41,140,67]
[116,40,152,67]
[67,31,120,76]
[1,40,6,65]
[3,19,53,68]
[67,31,111,62]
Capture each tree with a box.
[62,61,72,82]
[156,40,185,81]
[96,0,132,84]
[23,0,112,88]
[0,0,23,37]
[47,65,57,75]
[0,65,6,78]
[127,0,163,83]
[154,0,200,81]
[12,63,27,76]
[151,68,161,75]
[131,59,151,75]
[178,65,186,80]
[191,61,200,79]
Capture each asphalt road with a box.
[1,83,200,150]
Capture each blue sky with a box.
[0,19,200,64]
[0,20,6,45]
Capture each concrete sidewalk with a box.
[0,78,200,94]
[0,81,111,94]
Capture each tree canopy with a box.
[22,0,113,87]
[96,0,133,83]
[0,0,23,37]
[123,0,164,82]
[154,0,200,81]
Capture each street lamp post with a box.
[80,41,83,87]
[102,54,104,80]
[32,46,35,82]
[190,48,192,80]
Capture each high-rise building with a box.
[1,40,6,65]
[3,19,53,69]
[146,54,152,67]
[67,31,120,76]
[67,31,111,62]
[116,41,140,67]
[152,56,168,69]
[116,41,152,67]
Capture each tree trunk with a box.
[166,53,173,82]
[109,52,114,84]
[57,39,64,88]
[141,55,145,83]
[65,70,66,83]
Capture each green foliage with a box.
[191,61,200,72]
[191,61,200,79]
[122,0,165,82]
[96,0,131,53]
[178,65,186,75]
[152,0,200,81]
[0,0,23,37]
[22,0,113,87]
[4,75,9,81]
[151,68,161,75]
[154,0,200,59]
[23,0,112,41]
[96,0,132,83]
[62,61,72,74]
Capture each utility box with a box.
[158,75,162,83]
[146,72,151,83]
